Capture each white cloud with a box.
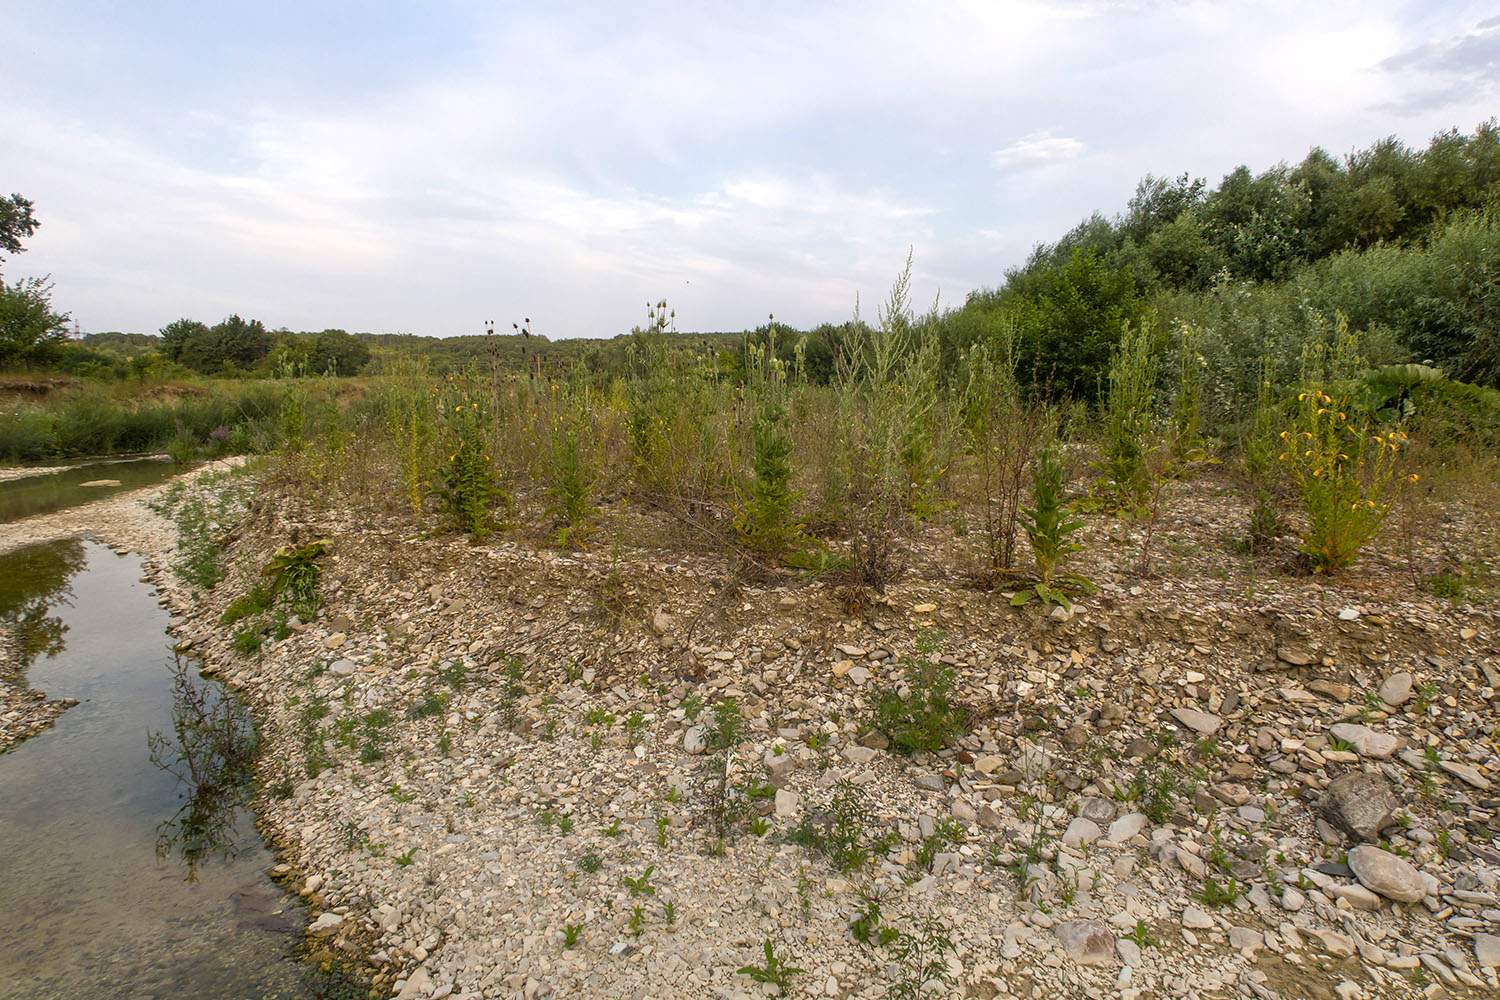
[3,1,1497,338]
[990,131,1088,172]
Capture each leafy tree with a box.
[308,328,371,376]
[160,318,210,363]
[159,315,272,374]
[0,275,70,368]
[1006,248,1150,401]
[0,193,39,266]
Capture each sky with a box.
[3,1,1497,341]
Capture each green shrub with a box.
[429,376,506,540]
[1097,318,1160,511]
[873,631,967,753]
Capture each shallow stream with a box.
[0,456,189,524]
[0,536,309,999]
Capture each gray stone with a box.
[1062,818,1102,847]
[773,788,800,818]
[683,727,707,755]
[1328,722,1397,759]
[973,754,1004,775]
[1347,845,1426,903]
[1181,906,1213,929]
[1170,708,1222,736]
[1331,883,1382,910]
[1378,672,1413,706]
[396,969,431,1000]
[1079,796,1117,824]
[843,745,877,765]
[913,772,945,792]
[764,748,797,780]
[1054,919,1115,965]
[1439,760,1492,790]
[1177,850,1207,879]
[977,805,1005,831]
[1116,938,1141,967]
[309,912,344,936]
[1474,933,1500,969]
[1319,772,1400,842]
[329,658,356,677]
[1107,813,1148,843]
[1228,926,1264,955]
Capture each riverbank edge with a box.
[0,457,379,992]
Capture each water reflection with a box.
[0,456,188,524]
[148,656,261,881]
[0,540,310,998]
[0,537,85,670]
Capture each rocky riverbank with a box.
[0,458,242,753]
[153,463,1499,1000]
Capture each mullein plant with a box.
[1012,444,1095,609]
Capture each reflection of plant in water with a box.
[0,538,86,671]
[147,656,260,880]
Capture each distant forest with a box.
[16,122,1500,406]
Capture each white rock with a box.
[1181,906,1213,929]
[1347,845,1426,903]
[1107,813,1148,843]
[1062,817,1102,847]
[1169,708,1221,735]
[309,912,344,936]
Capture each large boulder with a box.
[1319,772,1400,843]
[1347,846,1426,904]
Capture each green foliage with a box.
[1200,875,1244,907]
[1098,318,1161,511]
[1278,325,1410,572]
[261,538,333,620]
[873,632,967,754]
[959,326,1049,581]
[733,332,801,558]
[0,275,70,369]
[1013,445,1094,608]
[788,779,887,873]
[737,939,804,996]
[232,629,263,655]
[1170,322,1208,461]
[0,380,288,463]
[887,917,957,1000]
[0,192,40,262]
[160,315,274,375]
[1002,247,1152,403]
[623,865,655,897]
[538,379,601,549]
[429,376,507,540]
